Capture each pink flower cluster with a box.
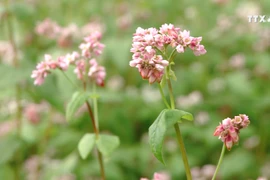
[79,31,105,58]
[213,114,250,150]
[31,32,106,87]
[35,18,105,48]
[130,23,206,84]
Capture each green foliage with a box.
[0,0,269,179]
[78,133,120,159]
[78,133,95,159]
[96,134,120,157]
[149,109,193,164]
[0,136,22,165]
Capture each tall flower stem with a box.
[83,81,105,180]
[166,78,192,180]
[63,74,105,179]
[212,144,226,180]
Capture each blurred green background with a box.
[0,0,270,179]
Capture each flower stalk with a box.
[212,144,226,180]
[166,77,192,180]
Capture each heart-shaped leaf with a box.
[78,133,96,159]
[149,109,193,164]
[96,134,120,157]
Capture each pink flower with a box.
[88,59,106,87]
[214,114,250,150]
[79,31,105,58]
[129,55,169,84]
[153,172,170,180]
[130,24,207,84]
[57,56,69,70]
[35,18,61,39]
[64,51,80,65]
[74,60,85,80]
[31,54,52,85]
[32,31,106,87]
[180,30,192,45]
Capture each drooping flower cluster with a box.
[130,23,206,84]
[31,32,106,87]
[213,114,250,150]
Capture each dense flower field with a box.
[0,0,269,179]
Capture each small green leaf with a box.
[96,134,120,157]
[160,75,166,88]
[66,91,88,122]
[149,109,193,164]
[78,133,96,159]
[169,69,177,81]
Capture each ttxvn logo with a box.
[247,15,270,23]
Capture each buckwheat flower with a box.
[159,23,180,40]
[88,59,106,87]
[130,54,169,84]
[79,42,91,58]
[176,45,184,53]
[57,56,69,71]
[74,60,85,80]
[84,31,102,42]
[189,37,207,56]
[180,30,192,45]
[79,32,105,58]
[193,44,207,56]
[153,172,170,180]
[233,114,250,129]
[214,114,250,150]
[35,18,61,39]
[31,54,53,85]
[214,118,239,150]
[64,51,80,65]
[24,104,41,124]
[81,21,105,37]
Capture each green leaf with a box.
[66,91,88,122]
[78,133,96,159]
[96,134,120,157]
[169,69,177,81]
[149,109,193,164]
[160,75,166,88]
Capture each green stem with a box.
[174,124,192,180]
[93,84,99,130]
[167,78,175,109]
[212,144,226,180]
[166,78,192,180]
[158,83,170,109]
[155,47,168,59]
[168,48,177,62]
[83,84,105,180]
